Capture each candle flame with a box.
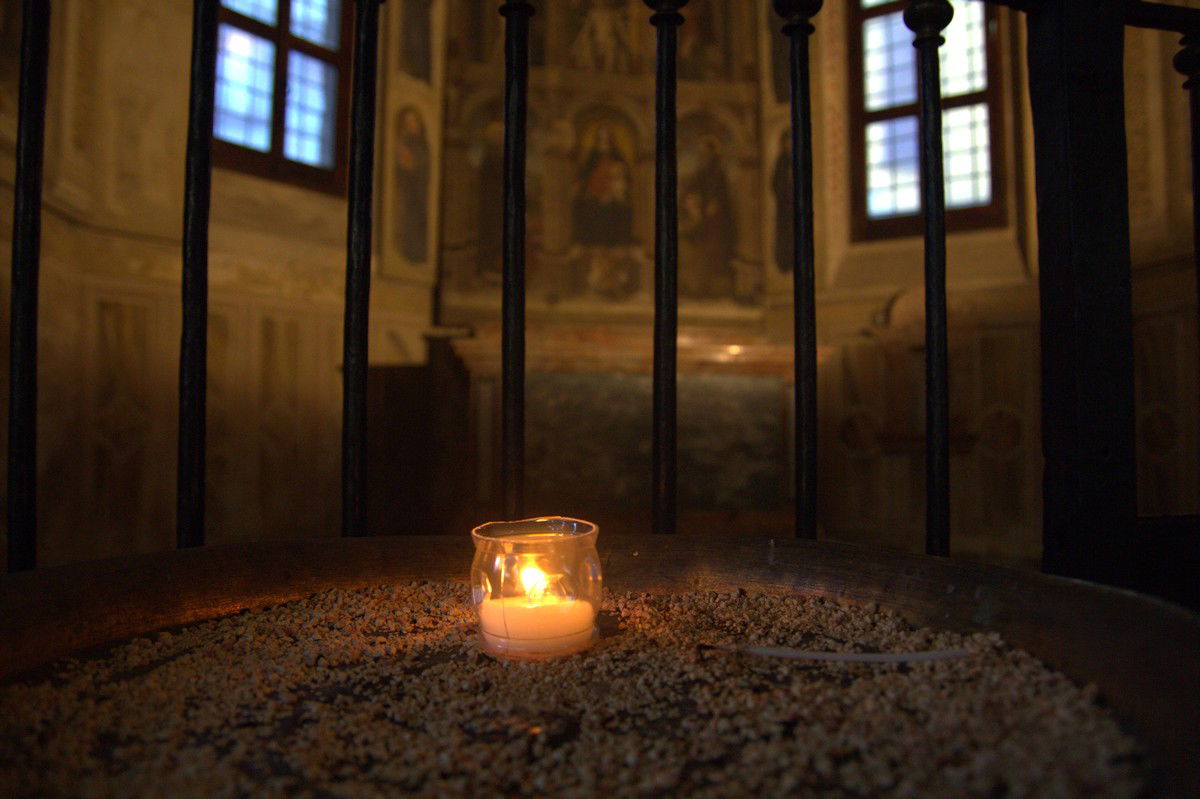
[520,566,549,601]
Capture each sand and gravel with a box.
[0,581,1152,798]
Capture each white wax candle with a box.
[478,595,596,655]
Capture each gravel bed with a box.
[0,582,1152,798]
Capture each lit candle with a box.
[471,517,603,660]
[478,566,597,655]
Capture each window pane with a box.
[214,24,276,153]
[943,103,991,209]
[941,0,987,98]
[284,52,338,168]
[863,11,916,111]
[865,105,992,219]
[221,0,277,26]
[290,0,342,48]
[866,116,920,218]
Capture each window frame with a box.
[846,0,1007,241]
[213,1,354,196]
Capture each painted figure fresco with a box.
[459,0,544,65]
[679,134,737,298]
[400,0,432,81]
[573,118,636,246]
[772,129,794,273]
[678,3,728,80]
[393,107,431,264]
[569,0,634,73]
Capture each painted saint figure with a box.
[678,4,725,80]
[394,108,430,264]
[573,123,634,246]
[680,136,737,298]
[570,0,633,73]
[400,0,432,82]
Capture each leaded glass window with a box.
[214,0,350,193]
[850,0,1005,239]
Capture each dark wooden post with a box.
[772,0,823,540]
[177,0,219,549]
[6,0,51,571]
[1026,0,1136,584]
[500,0,532,521]
[905,0,953,557]
[342,0,384,537]
[645,0,686,535]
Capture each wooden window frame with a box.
[847,0,1007,241]
[214,1,354,196]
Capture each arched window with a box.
[847,0,1006,240]
[213,0,352,194]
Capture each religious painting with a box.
[678,2,730,81]
[468,102,543,287]
[771,129,794,273]
[572,113,637,247]
[678,115,737,299]
[393,107,431,265]
[473,114,505,282]
[455,0,543,65]
[568,0,636,73]
[399,0,433,82]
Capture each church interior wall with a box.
[0,0,1195,568]
[0,0,439,567]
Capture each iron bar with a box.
[177,0,219,550]
[646,0,686,535]
[342,0,383,537]
[6,0,51,572]
[774,1,822,540]
[905,0,953,557]
[500,0,532,521]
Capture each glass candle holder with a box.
[470,516,602,660]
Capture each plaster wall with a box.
[0,0,441,567]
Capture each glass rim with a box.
[471,516,598,545]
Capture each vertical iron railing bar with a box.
[6,0,51,572]
[341,0,383,537]
[905,0,954,557]
[1173,30,1200,499]
[177,0,219,550]
[774,1,823,540]
[645,0,686,535]
[500,0,532,521]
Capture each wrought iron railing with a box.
[6,1,1199,605]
